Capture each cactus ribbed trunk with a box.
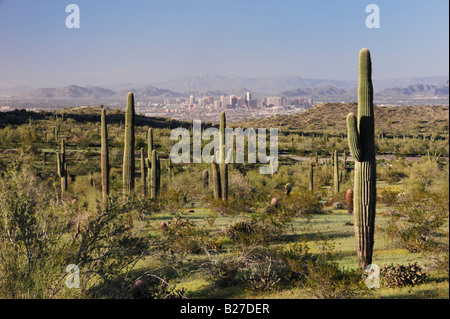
[203,169,209,188]
[211,155,221,200]
[343,151,347,170]
[150,149,160,199]
[346,48,377,270]
[148,128,154,163]
[219,112,228,201]
[123,92,135,196]
[308,162,314,191]
[333,150,339,193]
[101,109,109,201]
[57,139,68,201]
[140,148,147,197]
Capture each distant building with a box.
[266,96,286,107]
[248,99,257,108]
[189,95,195,105]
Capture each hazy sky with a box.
[0,0,448,88]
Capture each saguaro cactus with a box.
[101,109,109,201]
[123,92,135,196]
[333,150,339,193]
[57,139,68,199]
[219,112,228,201]
[148,128,154,162]
[211,155,221,200]
[346,48,377,270]
[203,169,209,188]
[150,149,160,199]
[140,148,147,197]
[308,162,314,191]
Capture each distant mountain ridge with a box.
[15,85,116,99]
[1,76,448,104]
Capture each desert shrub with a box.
[281,190,323,215]
[380,192,448,253]
[203,252,242,288]
[223,218,281,245]
[282,242,318,281]
[426,233,449,277]
[129,274,186,299]
[377,188,400,207]
[0,164,71,298]
[380,262,428,288]
[303,261,369,299]
[159,216,211,255]
[0,164,152,298]
[241,248,289,292]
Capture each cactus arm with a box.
[347,113,362,162]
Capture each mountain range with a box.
[0,75,448,104]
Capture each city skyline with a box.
[0,0,448,89]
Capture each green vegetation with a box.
[0,51,448,299]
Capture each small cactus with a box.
[346,189,353,214]
[285,183,292,195]
[203,169,209,188]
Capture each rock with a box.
[270,197,279,207]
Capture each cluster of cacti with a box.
[145,128,161,199]
[346,48,377,270]
[123,92,135,196]
[56,138,68,200]
[212,112,229,201]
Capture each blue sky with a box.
[0,0,448,88]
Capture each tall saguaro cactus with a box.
[219,112,228,201]
[57,139,68,200]
[101,109,109,201]
[333,150,339,193]
[346,48,377,270]
[123,92,135,196]
[148,128,154,163]
[140,148,147,197]
[150,149,161,199]
[308,162,314,191]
